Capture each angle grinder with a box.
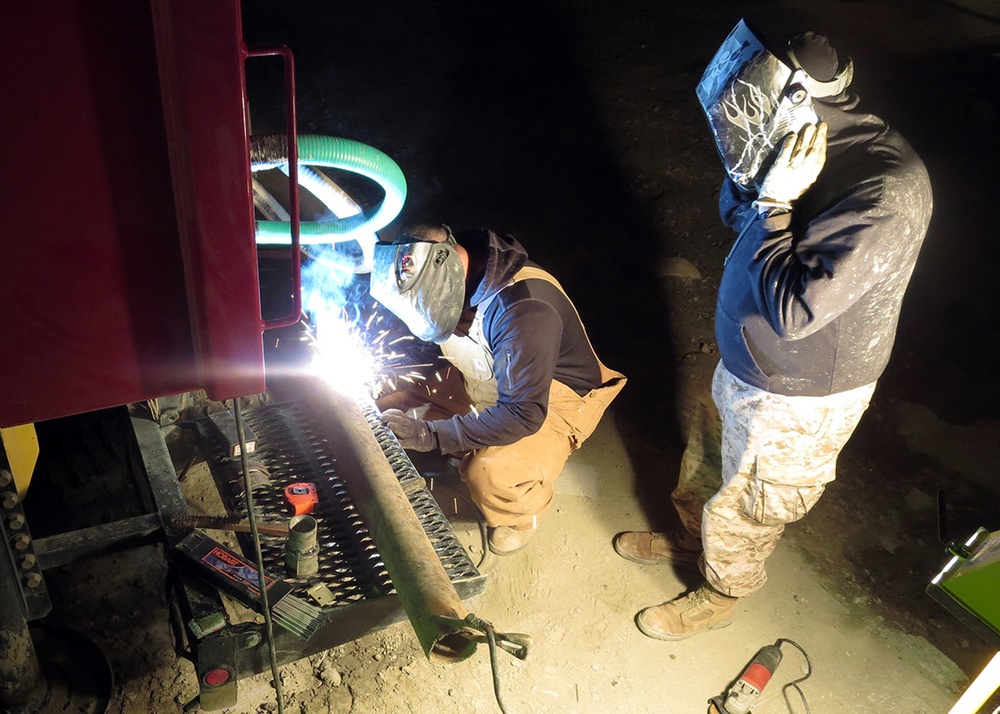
[708,640,784,714]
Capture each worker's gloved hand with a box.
[379,409,438,452]
[755,121,828,214]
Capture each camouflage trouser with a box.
[672,362,875,598]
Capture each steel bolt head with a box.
[11,534,31,551]
[18,554,37,571]
[7,513,26,530]
[1,492,18,510]
[0,469,12,487]
[23,572,43,589]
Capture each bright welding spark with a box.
[299,251,441,401]
[308,305,383,397]
[305,301,437,402]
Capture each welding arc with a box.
[250,134,406,245]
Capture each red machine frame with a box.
[0,0,300,429]
[0,1,303,710]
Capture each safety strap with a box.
[505,266,624,385]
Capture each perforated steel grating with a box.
[196,398,483,608]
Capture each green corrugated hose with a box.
[250,134,406,245]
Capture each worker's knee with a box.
[461,450,556,493]
[460,451,556,524]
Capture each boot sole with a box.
[488,541,530,556]
[635,615,733,641]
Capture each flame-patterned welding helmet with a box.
[696,19,828,190]
[370,226,465,344]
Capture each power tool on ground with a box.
[708,638,812,714]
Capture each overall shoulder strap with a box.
[508,266,625,386]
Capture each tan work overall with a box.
[439,266,626,529]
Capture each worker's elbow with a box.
[512,406,546,440]
[516,416,545,440]
[774,318,821,341]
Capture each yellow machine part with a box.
[0,424,39,498]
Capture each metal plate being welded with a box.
[195,399,486,609]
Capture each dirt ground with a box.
[23,0,1000,713]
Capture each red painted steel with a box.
[0,0,287,427]
[150,0,269,401]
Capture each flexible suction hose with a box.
[250,134,406,245]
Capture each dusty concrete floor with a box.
[23,0,1000,712]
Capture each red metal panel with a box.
[151,0,268,401]
[0,0,267,427]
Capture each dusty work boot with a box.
[613,530,702,567]
[488,526,536,555]
[635,583,738,641]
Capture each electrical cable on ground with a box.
[776,638,812,714]
[428,477,514,713]
[233,398,285,714]
[427,476,489,568]
[484,621,508,714]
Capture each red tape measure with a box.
[284,482,318,516]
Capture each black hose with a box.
[776,638,812,714]
[427,476,490,568]
[484,622,508,714]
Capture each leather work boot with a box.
[636,583,738,641]
[488,526,536,555]
[613,530,702,567]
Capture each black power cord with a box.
[483,621,509,714]
[775,638,813,714]
[425,474,490,568]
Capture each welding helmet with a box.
[370,226,465,344]
[696,20,851,190]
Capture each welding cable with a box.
[775,638,812,714]
[484,622,509,714]
[250,134,406,245]
[233,399,286,714]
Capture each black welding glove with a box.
[379,409,438,452]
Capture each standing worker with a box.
[370,224,626,555]
[614,23,932,639]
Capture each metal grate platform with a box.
[194,398,485,608]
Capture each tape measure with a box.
[284,482,318,516]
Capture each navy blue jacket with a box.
[715,96,933,396]
[432,229,603,452]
